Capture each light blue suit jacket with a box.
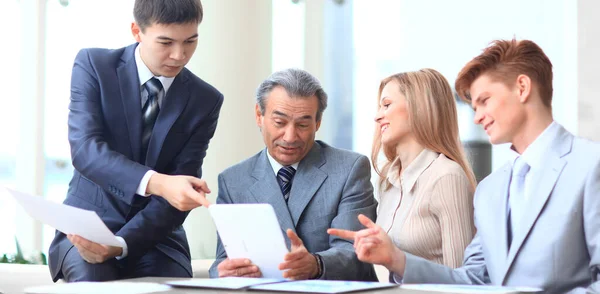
[402,125,600,294]
[209,141,378,281]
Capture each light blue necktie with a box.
[507,156,530,249]
[141,77,162,163]
[277,166,296,202]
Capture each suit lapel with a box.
[287,143,327,226]
[248,150,296,242]
[145,73,190,167]
[117,45,142,163]
[494,165,512,258]
[502,127,572,282]
[479,163,512,282]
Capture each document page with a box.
[400,284,543,293]
[25,282,170,294]
[166,277,285,289]
[209,204,289,279]
[249,280,398,293]
[5,187,122,247]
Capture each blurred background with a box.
[1,0,598,261]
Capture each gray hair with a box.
[255,68,328,122]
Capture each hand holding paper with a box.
[217,258,262,278]
[4,187,122,247]
[67,234,123,263]
[209,204,289,279]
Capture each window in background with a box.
[271,0,305,72]
[0,0,22,255]
[272,0,354,150]
[320,0,354,150]
[42,0,136,251]
[352,0,576,182]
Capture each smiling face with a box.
[256,86,321,166]
[131,21,199,77]
[470,74,527,145]
[374,80,414,148]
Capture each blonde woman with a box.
[330,68,476,272]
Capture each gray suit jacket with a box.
[209,141,378,281]
[402,125,600,293]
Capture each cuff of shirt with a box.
[391,272,404,284]
[136,170,156,196]
[115,236,128,259]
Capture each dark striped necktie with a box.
[277,166,296,202]
[141,77,162,163]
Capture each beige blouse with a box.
[376,149,475,268]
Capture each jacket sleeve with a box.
[68,49,149,205]
[571,160,600,294]
[317,155,378,281]
[402,232,490,284]
[402,177,489,284]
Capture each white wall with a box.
[578,0,600,141]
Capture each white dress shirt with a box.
[508,121,561,207]
[266,151,299,178]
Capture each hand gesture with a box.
[327,214,406,274]
[147,173,211,211]
[278,229,319,280]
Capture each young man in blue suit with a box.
[48,0,223,282]
[330,39,600,293]
[208,69,378,281]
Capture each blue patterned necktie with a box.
[507,156,530,250]
[277,166,296,202]
[141,77,162,163]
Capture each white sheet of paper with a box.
[400,284,543,293]
[5,187,122,247]
[249,280,398,293]
[166,277,285,289]
[208,204,289,279]
[24,282,170,294]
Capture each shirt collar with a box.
[510,121,560,169]
[134,44,175,94]
[387,148,439,192]
[266,149,300,177]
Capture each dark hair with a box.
[256,68,328,122]
[455,39,553,108]
[134,0,203,32]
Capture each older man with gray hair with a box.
[208,68,378,281]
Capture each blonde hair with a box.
[371,68,477,191]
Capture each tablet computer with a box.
[208,203,289,279]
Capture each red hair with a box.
[455,39,553,108]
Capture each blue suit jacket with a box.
[48,43,223,281]
[402,125,600,294]
[208,141,378,281]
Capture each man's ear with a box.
[515,74,532,103]
[131,22,142,42]
[255,104,263,128]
